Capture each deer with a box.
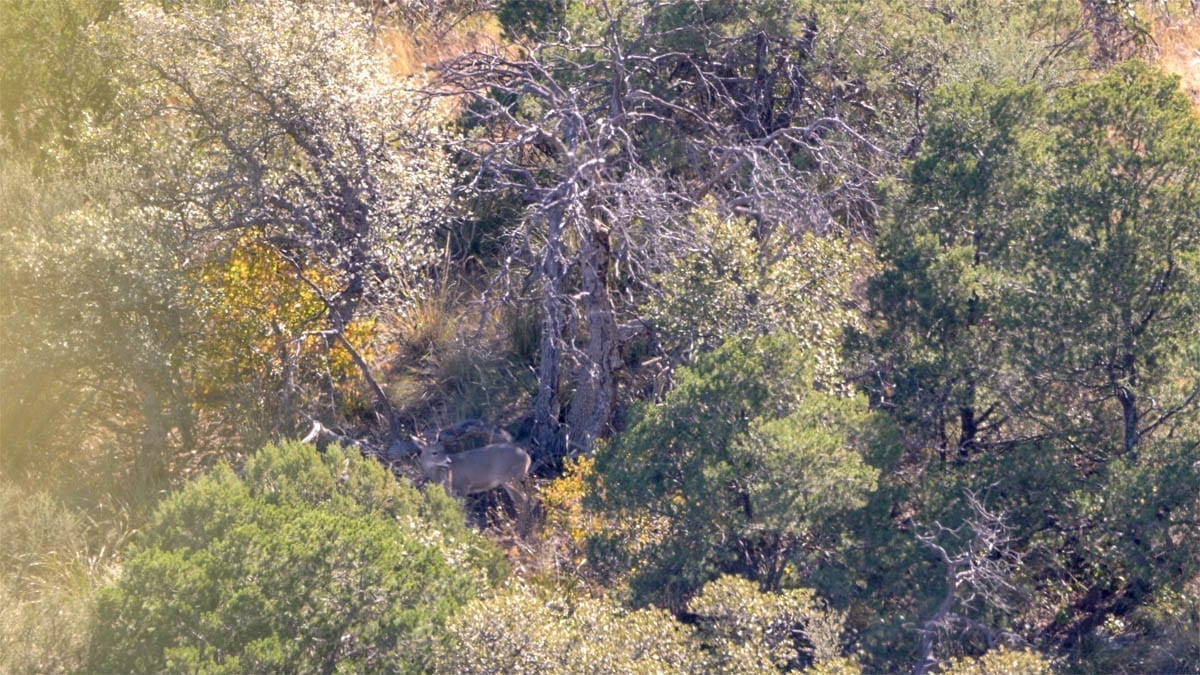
[412,434,532,532]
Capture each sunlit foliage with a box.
[645,202,869,382]
[689,575,852,672]
[1,1,1197,673]
[94,0,454,443]
[938,647,1055,674]
[436,584,701,674]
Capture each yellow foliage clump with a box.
[188,239,379,438]
[541,456,603,545]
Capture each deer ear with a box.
[410,435,423,445]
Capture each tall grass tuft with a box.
[0,482,122,673]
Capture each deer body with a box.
[414,437,532,526]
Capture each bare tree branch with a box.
[912,488,1023,675]
[428,0,888,462]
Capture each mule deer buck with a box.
[413,435,532,531]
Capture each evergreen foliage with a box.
[1014,60,1200,457]
[590,334,887,609]
[88,442,503,673]
[862,77,1045,458]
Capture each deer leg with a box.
[501,481,529,537]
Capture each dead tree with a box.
[912,489,1025,675]
[432,0,885,465]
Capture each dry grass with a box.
[0,483,125,674]
[382,13,503,78]
[0,580,98,674]
[1153,10,1200,111]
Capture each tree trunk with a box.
[1119,388,1138,457]
[1117,384,1138,459]
[136,375,171,491]
[565,219,619,454]
[531,204,567,466]
[276,240,407,444]
[959,272,981,460]
[1115,350,1139,459]
[958,404,978,460]
[913,564,957,675]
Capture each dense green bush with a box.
[589,334,889,609]
[436,575,857,674]
[688,575,852,673]
[435,584,702,674]
[88,442,505,673]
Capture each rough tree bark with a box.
[565,218,620,454]
[531,203,568,465]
